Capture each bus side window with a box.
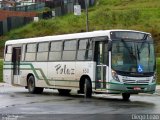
[49,41,62,61]
[25,43,37,61]
[62,40,77,61]
[77,39,92,60]
[4,45,12,61]
[37,42,49,61]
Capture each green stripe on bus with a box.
[4,62,54,86]
[3,62,156,88]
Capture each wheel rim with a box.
[84,79,87,98]
[28,79,34,92]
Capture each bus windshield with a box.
[111,40,156,74]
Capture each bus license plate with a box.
[134,87,141,90]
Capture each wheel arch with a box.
[26,73,36,88]
[79,75,92,92]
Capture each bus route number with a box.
[83,68,89,74]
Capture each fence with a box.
[0,16,33,35]
[45,0,95,16]
[3,2,45,12]
[0,0,96,35]
[0,10,37,35]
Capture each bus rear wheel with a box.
[84,78,92,98]
[27,76,44,94]
[122,93,130,101]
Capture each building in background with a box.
[0,10,37,35]
[1,0,95,15]
[38,0,95,16]
[1,0,45,11]
[0,0,95,36]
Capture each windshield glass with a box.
[111,40,156,74]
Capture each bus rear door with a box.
[12,47,21,85]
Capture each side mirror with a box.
[108,41,112,51]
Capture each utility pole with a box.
[85,0,89,32]
[76,0,78,4]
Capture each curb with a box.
[0,83,12,87]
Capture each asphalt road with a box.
[0,84,160,120]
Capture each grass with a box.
[157,58,160,84]
[0,0,160,42]
[0,59,3,82]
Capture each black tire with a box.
[58,89,71,95]
[84,78,92,98]
[27,76,44,94]
[122,93,130,101]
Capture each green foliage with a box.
[90,8,141,29]
[0,59,3,82]
[1,0,160,42]
[157,58,160,84]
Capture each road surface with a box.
[0,84,160,120]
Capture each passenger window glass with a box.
[77,39,92,60]
[49,52,61,61]
[38,42,49,52]
[49,41,62,61]
[26,43,36,53]
[50,41,62,51]
[79,39,88,50]
[62,40,77,60]
[62,51,76,60]
[64,40,76,50]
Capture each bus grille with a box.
[122,79,150,84]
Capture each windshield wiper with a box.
[137,45,140,60]
[136,35,150,61]
[139,34,149,51]
[121,39,136,60]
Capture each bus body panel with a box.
[3,66,12,84]
[75,61,96,88]
[48,62,76,88]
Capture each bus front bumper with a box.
[107,83,156,94]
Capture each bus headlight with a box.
[112,70,120,82]
[152,73,157,83]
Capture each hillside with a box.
[1,0,160,55]
[0,0,160,83]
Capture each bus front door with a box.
[12,47,21,85]
[95,41,108,90]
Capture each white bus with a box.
[3,30,156,100]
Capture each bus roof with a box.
[5,30,149,45]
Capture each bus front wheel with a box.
[122,93,130,101]
[84,78,92,98]
[27,76,44,94]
